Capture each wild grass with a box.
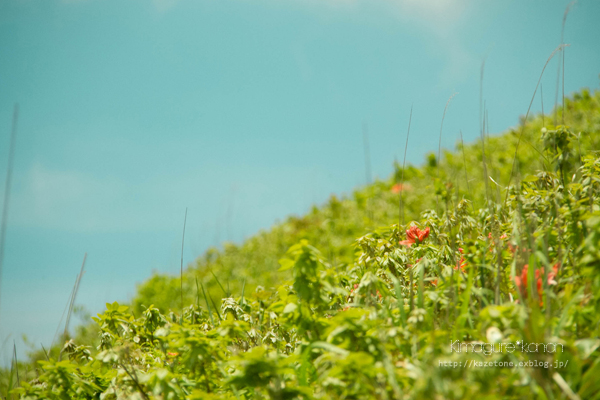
[1,82,592,399]
[399,105,412,227]
[1,4,598,397]
[0,104,19,327]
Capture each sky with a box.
[0,0,599,362]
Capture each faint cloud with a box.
[60,0,181,13]
[153,0,180,13]
[17,164,125,232]
[9,164,217,233]
[288,0,477,85]
[396,0,468,26]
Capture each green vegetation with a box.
[2,88,600,399]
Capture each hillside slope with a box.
[133,89,600,315]
[4,88,600,399]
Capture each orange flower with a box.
[454,248,467,271]
[391,183,411,193]
[514,263,559,305]
[400,225,430,247]
[167,352,179,357]
[488,233,513,253]
[347,284,359,302]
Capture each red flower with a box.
[514,263,559,305]
[347,284,360,302]
[400,225,430,247]
[488,233,513,253]
[454,248,467,271]
[391,183,411,193]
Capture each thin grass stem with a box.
[0,104,19,325]
[400,105,413,226]
[180,208,188,317]
[506,45,567,202]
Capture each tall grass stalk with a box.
[200,282,215,326]
[12,341,18,387]
[506,44,566,202]
[51,283,76,357]
[459,130,471,199]
[362,123,373,224]
[40,344,49,361]
[64,253,87,340]
[55,254,86,361]
[180,207,188,317]
[209,269,227,296]
[399,105,413,227]
[541,83,545,127]
[554,1,576,126]
[0,104,19,327]
[479,61,491,207]
[437,93,456,214]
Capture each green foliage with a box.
[3,88,600,399]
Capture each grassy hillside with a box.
[2,88,600,399]
[133,89,600,315]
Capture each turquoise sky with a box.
[0,0,599,361]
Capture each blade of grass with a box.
[459,130,471,199]
[209,269,227,296]
[52,274,78,357]
[13,341,19,387]
[0,104,19,325]
[195,278,200,309]
[554,1,576,126]
[209,295,222,321]
[58,253,87,361]
[457,265,475,335]
[120,361,150,400]
[417,261,424,309]
[479,59,492,208]
[541,83,545,127]
[437,93,457,214]
[180,207,188,318]
[41,343,50,361]
[64,253,87,339]
[200,282,215,326]
[386,271,406,327]
[240,278,246,304]
[400,105,413,227]
[506,44,567,202]
[562,42,566,125]
[409,266,414,312]
[7,349,15,398]
[481,100,491,206]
